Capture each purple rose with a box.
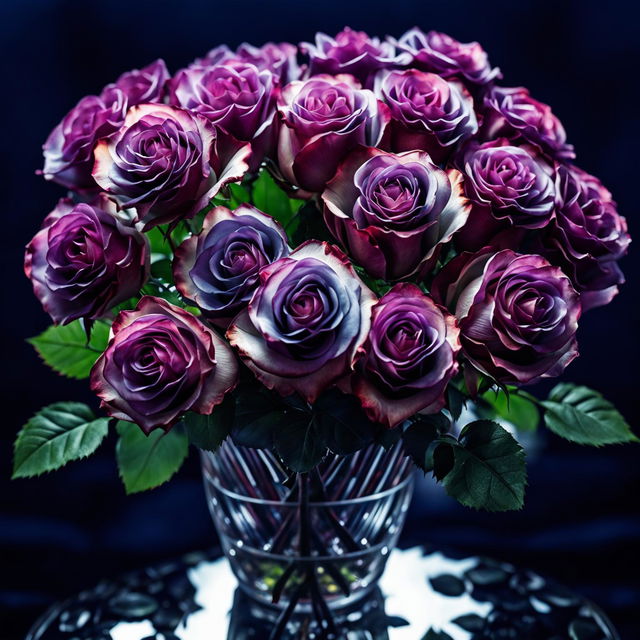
[348,283,460,428]
[227,241,376,403]
[375,68,478,163]
[173,204,290,327]
[277,75,390,195]
[480,86,575,160]
[394,28,501,86]
[92,104,251,230]
[432,249,581,385]
[91,296,238,433]
[102,59,170,105]
[322,147,470,280]
[198,41,300,84]
[461,139,556,230]
[24,196,149,325]
[300,27,400,86]
[41,91,128,191]
[535,165,630,311]
[169,61,279,170]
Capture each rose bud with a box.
[432,249,581,385]
[173,204,290,327]
[375,69,478,163]
[91,296,238,433]
[322,147,470,280]
[535,164,630,311]
[169,61,279,170]
[393,27,501,87]
[300,27,401,86]
[41,91,128,191]
[461,139,556,234]
[198,41,300,84]
[93,103,251,230]
[102,59,170,105]
[276,75,390,195]
[480,86,575,160]
[24,196,149,325]
[227,241,376,403]
[348,283,460,428]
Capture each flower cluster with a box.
[26,26,630,440]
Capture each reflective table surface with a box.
[26,546,619,640]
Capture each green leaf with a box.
[314,389,375,455]
[542,383,638,446]
[115,421,188,494]
[140,281,184,307]
[402,413,449,472]
[447,384,466,421]
[422,629,454,640]
[228,182,252,207]
[481,386,539,432]
[183,396,234,451]
[13,402,109,478]
[274,414,327,473]
[441,420,526,511]
[231,388,282,448]
[150,257,174,282]
[28,320,110,379]
[251,170,303,230]
[146,226,173,256]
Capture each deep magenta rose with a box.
[277,75,390,195]
[348,283,460,428]
[300,27,400,86]
[375,68,477,163]
[394,28,501,86]
[461,139,556,230]
[41,91,128,191]
[480,86,574,160]
[173,204,290,327]
[102,59,170,106]
[91,296,238,433]
[169,61,279,170]
[322,147,470,280]
[227,241,376,403]
[198,41,300,84]
[93,104,250,230]
[535,164,630,311]
[432,249,581,385]
[24,196,148,325]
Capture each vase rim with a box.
[202,468,414,507]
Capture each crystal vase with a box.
[200,440,413,616]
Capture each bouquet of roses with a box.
[16,26,635,512]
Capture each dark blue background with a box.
[1,1,639,638]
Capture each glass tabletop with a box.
[26,546,619,640]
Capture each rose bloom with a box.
[375,68,477,163]
[173,204,290,327]
[432,249,581,385]
[24,196,148,325]
[102,59,170,106]
[41,91,128,191]
[480,86,574,160]
[347,283,460,428]
[169,61,279,170]
[41,60,170,191]
[277,75,390,195]
[393,27,501,86]
[535,164,630,311]
[301,27,400,86]
[198,41,300,84]
[461,139,556,230]
[93,104,250,230]
[91,296,238,433]
[322,147,470,280]
[227,241,376,403]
